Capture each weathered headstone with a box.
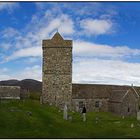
[63,104,68,120]
[83,113,86,122]
[137,111,140,121]
[131,123,134,128]
[68,116,72,121]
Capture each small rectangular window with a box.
[79,101,84,109]
[128,107,130,112]
[95,101,100,108]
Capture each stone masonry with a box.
[0,86,20,99]
[42,32,72,109]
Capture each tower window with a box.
[128,107,130,112]
[95,101,100,108]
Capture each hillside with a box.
[0,79,140,95]
[0,100,140,138]
[0,79,42,99]
[0,79,42,93]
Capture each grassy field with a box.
[0,100,140,138]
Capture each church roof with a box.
[72,84,110,99]
[72,84,139,101]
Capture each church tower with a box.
[42,32,72,109]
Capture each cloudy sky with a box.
[0,2,140,86]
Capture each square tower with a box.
[42,32,72,109]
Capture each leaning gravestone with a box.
[137,111,140,121]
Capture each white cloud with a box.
[73,40,140,59]
[1,12,74,62]
[0,65,41,81]
[0,68,11,80]
[1,27,20,38]
[26,57,40,64]
[73,59,140,86]
[35,2,45,10]
[5,47,42,62]
[0,2,19,12]
[80,18,113,35]
[72,40,140,86]
[0,43,11,50]
[6,32,137,63]
[37,14,75,39]
[14,65,42,81]
[0,74,11,81]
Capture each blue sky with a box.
[1,2,140,86]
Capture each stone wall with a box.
[121,89,138,116]
[72,84,111,112]
[0,86,20,99]
[72,84,139,116]
[72,98,109,112]
[42,32,72,109]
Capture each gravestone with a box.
[131,123,134,128]
[137,111,140,121]
[68,116,72,121]
[63,104,68,120]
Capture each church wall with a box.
[108,102,122,115]
[0,86,20,99]
[72,98,109,112]
[121,91,138,116]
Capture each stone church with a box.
[41,32,139,116]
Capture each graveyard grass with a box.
[0,100,140,138]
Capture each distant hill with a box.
[0,79,19,85]
[0,79,42,98]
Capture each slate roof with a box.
[72,84,111,99]
[72,84,139,101]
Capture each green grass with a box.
[0,99,140,138]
